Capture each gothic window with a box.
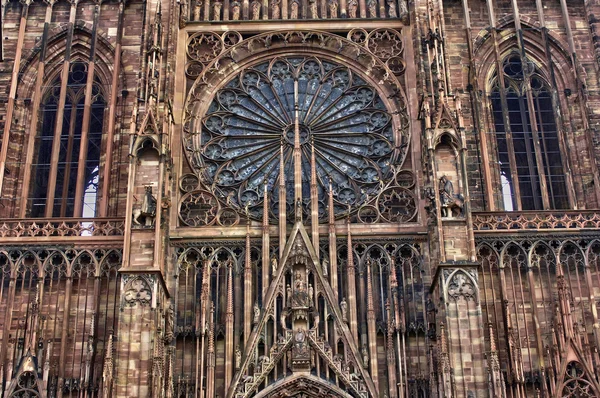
[197,55,395,221]
[29,61,105,218]
[490,55,568,211]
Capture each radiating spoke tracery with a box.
[197,56,397,221]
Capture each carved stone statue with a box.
[309,0,318,19]
[328,0,338,18]
[290,0,299,19]
[271,0,281,18]
[231,0,240,20]
[213,0,222,20]
[439,175,463,217]
[271,255,278,276]
[322,257,329,276]
[193,0,203,20]
[361,345,369,368]
[308,283,314,304]
[180,0,189,26]
[164,302,175,342]
[292,271,309,307]
[253,303,260,324]
[386,0,397,18]
[251,0,261,20]
[367,0,377,18]
[340,297,348,322]
[293,328,307,356]
[347,0,358,18]
[133,186,157,227]
[295,198,303,221]
[235,346,241,369]
[286,284,292,307]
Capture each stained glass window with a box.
[490,55,568,211]
[197,56,396,221]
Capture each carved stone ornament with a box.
[439,175,463,218]
[133,185,157,227]
[446,271,477,302]
[122,276,153,307]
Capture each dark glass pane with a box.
[30,66,106,217]
[533,83,568,209]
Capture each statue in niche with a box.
[180,0,189,26]
[347,0,357,18]
[386,0,396,18]
[213,0,222,20]
[328,0,338,18]
[295,198,303,221]
[293,328,307,356]
[309,0,318,18]
[164,302,175,342]
[322,257,329,276]
[253,303,260,324]
[367,0,377,18]
[271,255,278,276]
[251,0,261,19]
[235,346,241,369]
[308,283,314,304]
[231,0,241,20]
[399,0,408,17]
[133,186,157,227]
[292,271,309,307]
[271,0,281,18]
[340,297,348,322]
[290,0,299,19]
[286,284,292,307]
[361,345,369,368]
[438,175,463,218]
[193,0,202,20]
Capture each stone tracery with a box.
[194,55,399,220]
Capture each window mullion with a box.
[523,78,550,209]
[535,95,557,209]
[73,4,101,218]
[497,81,523,211]
[44,1,78,218]
[59,100,79,217]
[518,93,540,210]
[73,63,97,218]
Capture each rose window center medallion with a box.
[193,55,405,221]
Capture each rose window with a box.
[195,55,403,221]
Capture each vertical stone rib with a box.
[346,218,358,343]
[99,0,125,216]
[262,181,270,302]
[310,140,319,255]
[386,299,397,398]
[293,79,302,203]
[19,0,54,216]
[225,264,234,391]
[366,259,378,390]
[279,143,287,257]
[73,1,101,216]
[206,303,215,398]
[57,275,73,398]
[245,222,253,344]
[0,0,30,199]
[328,181,338,298]
[45,0,79,217]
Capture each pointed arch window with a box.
[490,55,569,211]
[30,61,105,218]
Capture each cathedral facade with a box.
[1,0,600,397]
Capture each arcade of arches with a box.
[1,0,600,397]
